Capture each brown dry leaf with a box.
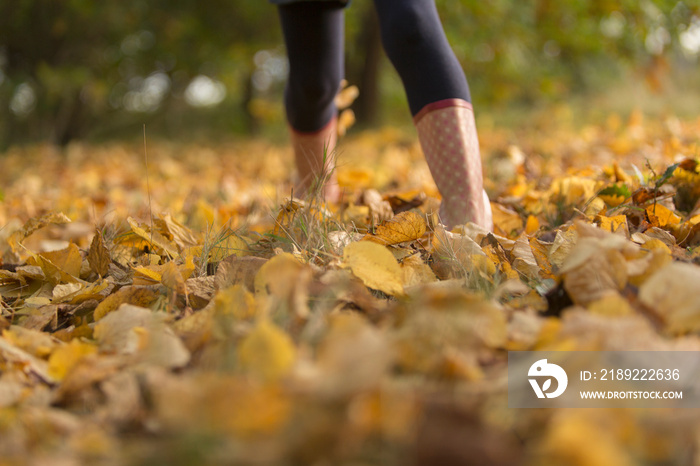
[88,230,111,277]
[127,217,179,257]
[343,241,404,296]
[93,286,159,321]
[237,319,296,383]
[549,225,580,269]
[185,276,216,309]
[52,279,111,305]
[639,261,700,334]
[27,243,83,285]
[432,224,486,265]
[560,237,629,306]
[158,213,200,249]
[362,211,427,246]
[511,235,541,279]
[94,304,190,368]
[215,255,268,292]
[362,189,394,224]
[529,237,554,278]
[7,212,72,255]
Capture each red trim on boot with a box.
[413,99,473,125]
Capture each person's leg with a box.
[278,1,345,200]
[373,0,492,230]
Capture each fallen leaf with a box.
[237,319,296,383]
[491,204,524,237]
[47,340,97,381]
[127,217,179,258]
[7,212,72,255]
[93,286,159,321]
[362,211,427,246]
[639,261,700,334]
[215,255,268,292]
[645,203,681,228]
[343,241,404,296]
[94,304,190,368]
[88,231,111,277]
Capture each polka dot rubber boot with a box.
[414,99,492,231]
[289,116,340,202]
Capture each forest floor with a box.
[1,109,700,465]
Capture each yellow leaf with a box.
[645,204,681,228]
[491,204,524,237]
[47,340,97,381]
[238,319,296,383]
[127,217,179,257]
[337,109,356,137]
[362,211,426,246]
[132,265,162,285]
[595,214,629,236]
[539,413,635,466]
[334,83,359,109]
[337,167,373,190]
[161,261,186,294]
[343,241,404,296]
[548,176,599,206]
[52,279,111,305]
[93,286,159,321]
[28,247,83,285]
[214,284,257,320]
[529,237,554,279]
[525,215,540,235]
[159,213,200,249]
[208,234,249,262]
[586,292,633,317]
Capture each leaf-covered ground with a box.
[1,111,700,465]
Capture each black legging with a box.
[278,0,471,132]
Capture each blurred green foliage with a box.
[0,0,698,146]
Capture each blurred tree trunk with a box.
[241,70,260,135]
[349,6,382,126]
